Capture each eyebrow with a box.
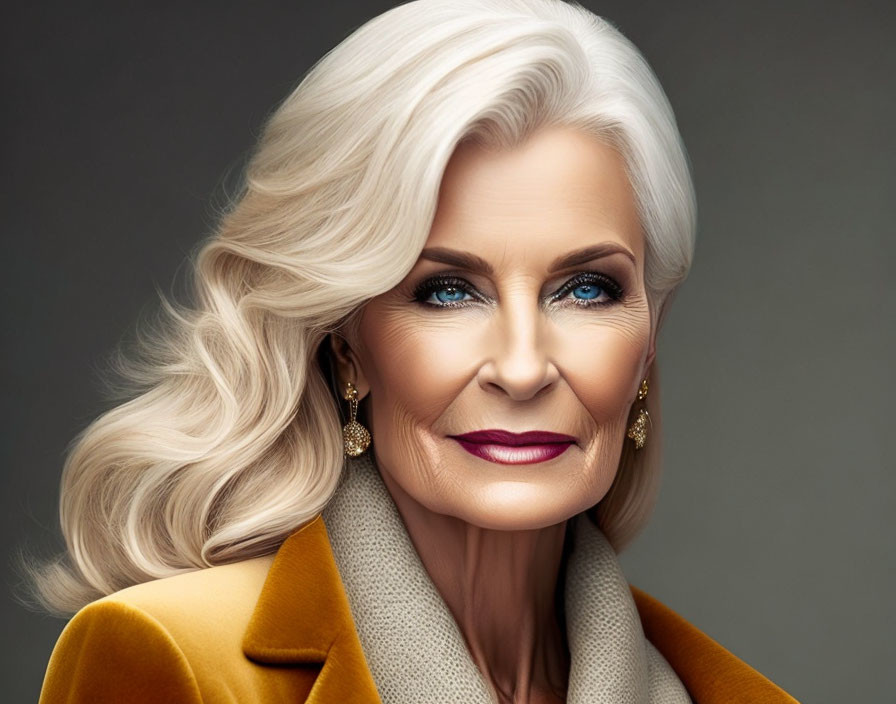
[419,242,636,275]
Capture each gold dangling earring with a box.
[626,378,650,450]
[342,381,371,457]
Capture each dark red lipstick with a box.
[448,429,576,465]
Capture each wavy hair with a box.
[19,0,696,616]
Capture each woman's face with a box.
[333,126,655,530]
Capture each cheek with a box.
[561,319,649,423]
[356,308,472,509]
[358,307,473,427]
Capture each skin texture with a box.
[331,126,656,704]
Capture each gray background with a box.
[4,1,894,702]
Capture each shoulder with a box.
[630,585,800,704]
[96,552,275,647]
[39,554,276,704]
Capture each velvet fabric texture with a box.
[39,496,799,703]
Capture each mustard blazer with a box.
[39,515,798,703]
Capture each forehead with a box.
[426,127,644,267]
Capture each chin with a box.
[448,486,597,531]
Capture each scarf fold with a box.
[321,453,692,704]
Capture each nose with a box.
[476,296,560,401]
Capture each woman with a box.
[31,0,798,702]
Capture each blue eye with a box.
[554,272,623,308]
[412,272,624,309]
[413,276,478,308]
[432,286,471,304]
[570,283,603,300]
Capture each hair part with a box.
[18,0,695,616]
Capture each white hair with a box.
[18,0,696,616]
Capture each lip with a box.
[448,429,576,465]
[449,429,577,446]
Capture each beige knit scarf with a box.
[322,453,692,703]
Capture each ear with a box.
[642,294,672,381]
[642,326,658,381]
[328,333,371,400]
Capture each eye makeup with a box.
[411,274,481,308]
[410,270,626,310]
[550,272,624,307]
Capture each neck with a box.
[378,468,571,704]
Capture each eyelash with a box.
[411,272,625,310]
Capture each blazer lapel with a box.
[631,586,799,703]
[242,515,381,704]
